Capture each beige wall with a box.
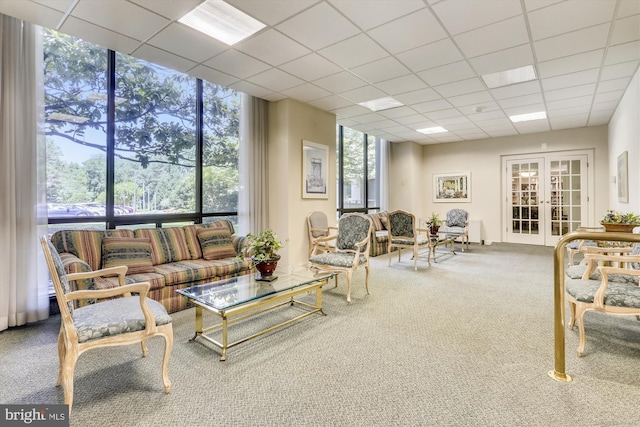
[389,126,610,244]
[268,98,337,267]
[608,68,640,212]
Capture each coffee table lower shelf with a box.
[188,280,327,361]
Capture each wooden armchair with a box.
[308,213,373,303]
[438,209,469,251]
[565,250,640,356]
[306,211,338,257]
[387,210,430,271]
[40,236,173,413]
[566,225,605,265]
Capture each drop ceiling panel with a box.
[276,2,360,50]
[3,0,638,145]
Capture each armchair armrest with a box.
[68,265,130,296]
[582,253,640,278]
[594,266,640,310]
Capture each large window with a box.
[44,29,241,230]
[337,125,382,216]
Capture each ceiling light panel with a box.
[179,0,266,45]
[509,111,547,123]
[416,126,448,134]
[482,65,537,89]
[358,97,404,112]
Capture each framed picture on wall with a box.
[302,140,328,199]
[617,151,628,202]
[433,172,471,202]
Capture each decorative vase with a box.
[253,254,280,281]
[601,223,637,233]
[430,225,440,235]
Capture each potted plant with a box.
[428,212,442,234]
[600,210,640,232]
[246,229,285,281]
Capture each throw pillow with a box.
[101,237,154,274]
[197,228,236,260]
[379,212,388,230]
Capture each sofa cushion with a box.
[152,258,252,286]
[134,227,191,265]
[101,237,154,274]
[379,212,388,230]
[197,228,237,260]
[94,271,166,292]
[51,229,135,270]
[183,220,235,260]
[369,213,384,231]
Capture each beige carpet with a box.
[2,243,640,426]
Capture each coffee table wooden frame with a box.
[181,275,332,361]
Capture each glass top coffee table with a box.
[176,266,335,361]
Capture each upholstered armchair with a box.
[387,210,430,271]
[40,236,173,413]
[306,211,338,257]
[565,247,640,356]
[308,213,373,303]
[438,209,469,251]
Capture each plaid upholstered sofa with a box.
[366,211,397,257]
[49,220,253,313]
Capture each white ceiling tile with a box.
[147,23,227,63]
[377,106,417,119]
[468,44,534,76]
[503,104,547,116]
[329,0,425,30]
[59,16,141,54]
[601,60,640,80]
[0,0,64,28]
[616,0,640,18]
[308,95,353,111]
[610,14,640,45]
[235,29,310,66]
[597,77,632,93]
[490,81,542,100]
[72,0,169,42]
[469,110,508,122]
[446,91,494,108]
[427,108,461,120]
[31,0,75,13]
[313,71,368,92]
[513,120,551,134]
[376,75,427,95]
[537,50,604,79]
[434,78,485,98]
[588,113,611,126]
[129,0,202,20]
[591,100,619,112]
[437,116,474,127]
[339,85,387,103]
[394,88,440,104]
[605,41,640,65]
[131,44,197,72]
[412,99,453,114]
[523,0,565,13]
[204,50,271,79]
[229,80,274,97]
[396,38,464,72]
[593,90,624,104]
[276,2,360,50]
[188,65,240,87]
[528,0,615,41]
[546,95,594,112]
[228,0,317,26]
[547,104,591,116]
[278,53,343,81]
[432,0,522,35]
[261,92,287,102]
[542,69,599,91]
[498,93,544,109]
[318,33,388,69]
[281,83,331,102]
[351,57,410,83]
[368,8,447,54]
[394,114,430,125]
[454,16,529,59]
[247,68,305,92]
[549,114,588,130]
[534,24,610,62]
[417,61,476,87]
[544,84,596,102]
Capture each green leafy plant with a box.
[600,210,640,225]
[428,212,442,227]
[246,229,285,262]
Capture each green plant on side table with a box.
[428,212,442,234]
[600,210,640,232]
[246,229,286,281]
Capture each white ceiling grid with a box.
[0,0,638,144]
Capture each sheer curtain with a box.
[378,137,390,212]
[238,93,269,235]
[0,14,49,332]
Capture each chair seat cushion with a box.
[391,237,428,245]
[309,252,367,268]
[565,264,639,284]
[439,225,465,234]
[73,297,172,343]
[566,279,640,307]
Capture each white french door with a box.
[504,151,593,246]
